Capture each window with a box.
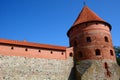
[69,53,73,57]
[79,51,83,58]
[95,49,101,56]
[104,36,109,42]
[11,46,14,50]
[61,52,64,55]
[38,50,41,52]
[51,51,53,54]
[25,48,28,51]
[110,50,114,56]
[86,37,91,42]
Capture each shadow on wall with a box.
[68,67,76,80]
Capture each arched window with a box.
[95,49,101,56]
[104,36,109,42]
[110,50,114,56]
[86,37,91,42]
[69,53,73,57]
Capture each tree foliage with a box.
[114,46,120,66]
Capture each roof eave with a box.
[67,21,112,37]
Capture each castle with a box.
[0,5,120,80]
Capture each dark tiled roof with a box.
[0,38,67,51]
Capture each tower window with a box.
[86,37,91,42]
[110,50,114,56]
[95,49,101,56]
[79,51,83,58]
[104,36,109,42]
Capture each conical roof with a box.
[73,6,105,26]
[67,6,111,37]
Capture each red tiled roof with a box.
[67,6,111,36]
[73,6,105,26]
[0,38,67,51]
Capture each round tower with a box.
[67,6,116,62]
[67,6,120,80]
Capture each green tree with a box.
[114,46,120,66]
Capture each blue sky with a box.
[0,0,120,46]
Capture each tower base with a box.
[76,60,120,80]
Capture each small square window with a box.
[95,49,101,56]
[38,50,41,52]
[25,48,28,51]
[86,37,91,42]
[11,46,14,50]
[61,52,64,55]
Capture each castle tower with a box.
[67,6,120,80]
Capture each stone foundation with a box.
[76,60,120,80]
[0,55,74,80]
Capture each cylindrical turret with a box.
[67,6,116,62]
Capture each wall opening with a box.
[69,53,73,57]
[95,49,101,56]
[38,50,41,52]
[11,46,14,50]
[86,37,91,42]
[25,48,28,51]
[51,51,53,54]
[61,52,64,55]
[104,36,109,42]
[110,50,114,56]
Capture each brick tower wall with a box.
[0,44,74,80]
[68,22,116,61]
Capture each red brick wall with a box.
[0,44,73,60]
[68,22,116,61]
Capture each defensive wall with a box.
[0,39,74,80]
